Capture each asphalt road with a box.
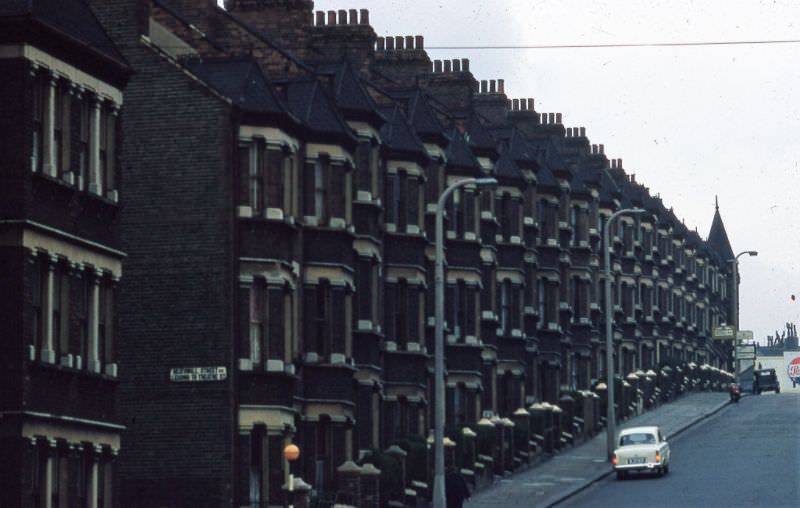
[558,392,800,508]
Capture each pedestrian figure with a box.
[445,467,471,508]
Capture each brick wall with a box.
[88,1,238,504]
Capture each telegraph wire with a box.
[424,39,800,50]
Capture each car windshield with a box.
[620,432,656,446]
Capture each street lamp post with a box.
[731,250,758,383]
[604,208,645,461]
[434,177,497,508]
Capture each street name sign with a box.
[713,325,736,340]
[170,366,227,382]
[736,345,756,360]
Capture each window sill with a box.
[28,352,118,380]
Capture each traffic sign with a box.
[713,325,736,340]
[736,345,756,360]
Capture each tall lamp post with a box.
[604,208,645,461]
[731,250,757,382]
[433,177,497,508]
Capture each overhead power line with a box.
[425,39,800,50]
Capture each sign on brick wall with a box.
[169,366,227,382]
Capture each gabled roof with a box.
[392,89,448,146]
[284,77,357,148]
[378,104,429,165]
[463,113,498,159]
[0,0,127,68]
[707,200,734,261]
[315,60,385,126]
[444,128,481,173]
[186,59,293,119]
[491,127,537,183]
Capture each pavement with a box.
[467,391,731,508]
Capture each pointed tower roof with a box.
[707,196,734,261]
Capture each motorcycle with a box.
[729,382,742,402]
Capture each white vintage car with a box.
[612,426,671,479]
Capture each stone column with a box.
[41,258,56,363]
[89,99,102,195]
[43,73,57,177]
[88,274,101,373]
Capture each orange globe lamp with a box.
[283,443,300,462]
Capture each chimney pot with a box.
[406,35,414,49]
[556,113,562,124]
[360,9,369,25]
[540,113,547,124]
[415,35,424,49]
[599,144,604,154]
[338,10,347,25]
[498,79,504,94]
[348,9,357,24]
[611,159,617,169]
[386,37,395,50]
[462,58,469,71]
[327,10,336,25]
[480,80,488,93]
[566,127,572,137]
[376,37,385,50]
[395,36,404,50]
[631,173,636,182]
[453,59,461,72]
[512,98,520,111]
[315,10,325,25]
[489,80,496,93]
[591,144,597,154]
[618,158,623,167]
[548,112,555,124]
[580,127,586,137]
[528,98,534,111]
[444,60,452,72]
[433,59,442,72]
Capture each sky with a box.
[312,0,800,343]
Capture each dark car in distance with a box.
[753,368,780,394]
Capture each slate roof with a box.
[186,59,293,119]
[444,128,480,173]
[0,0,127,67]
[463,113,498,158]
[597,167,621,205]
[392,89,448,146]
[378,104,429,164]
[284,77,357,147]
[570,158,601,194]
[707,203,734,261]
[490,127,537,182]
[315,61,384,126]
